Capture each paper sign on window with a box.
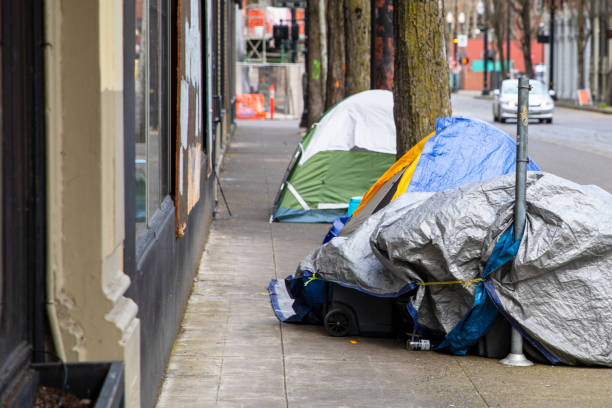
[175,0,203,237]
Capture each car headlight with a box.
[502,101,516,108]
[540,101,553,109]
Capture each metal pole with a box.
[549,0,555,93]
[453,0,458,92]
[506,5,511,78]
[500,76,534,367]
[291,7,297,63]
[482,27,490,95]
[298,4,308,128]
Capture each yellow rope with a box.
[304,273,320,287]
[304,275,484,289]
[417,278,485,289]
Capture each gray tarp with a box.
[297,172,612,366]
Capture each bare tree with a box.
[325,1,345,109]
[393,0,451,157]
[344,0,371,95]
[605,0,612,105]
[510,0,535,78]
[306,0,325,127]
[490,0,507,80]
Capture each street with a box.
[452,92,612,193]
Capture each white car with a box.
[492,79,555,124]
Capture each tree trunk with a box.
[372,0,394,90]
[492,0,507,81]
[344,0,371,95]
[518,0,534,78]
[393,0,451,158]
[325,1,346,109]
[606,1,612,105]
[307,0,325,127]
[319,0,328,105]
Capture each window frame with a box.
[134,0,173,255]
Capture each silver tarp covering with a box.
[297,172,612,366]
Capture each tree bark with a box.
[344,0,371,96]
[517,0,534,78]
[606,0,612,105]
[307,0,325,127]
[372,0,394,90]
[491,0,507,81]
[319,0,328,104]
[510,0,534,78]
[325,1,346,109]
[393,0,451,158]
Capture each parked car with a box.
[492,79,555,123]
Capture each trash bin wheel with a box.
[324,306,354,337]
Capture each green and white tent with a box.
[272,90,396,223]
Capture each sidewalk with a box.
[156,120,611,408]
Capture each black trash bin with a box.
[322,283,414,337]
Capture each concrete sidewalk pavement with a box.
[156,120,611,408]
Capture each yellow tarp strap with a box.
[352,132,434,217]
[417,278,485,289]
[304,273,320,287]
[305,276,484,289]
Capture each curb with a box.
[472,94,612,114]
[554,102,612,115]
[474,95,493,101]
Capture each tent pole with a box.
[500,76,533,367]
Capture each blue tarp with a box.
[407,117,540,194]
[323,117,540,241]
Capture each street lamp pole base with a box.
[500,352,534,367]
[481,88,490,96]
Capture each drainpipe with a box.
[500,76,534,367]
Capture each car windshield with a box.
[501,80,547,95]
[529,81,547,94]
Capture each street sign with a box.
[577,89,591,105]
[457,34,468,48]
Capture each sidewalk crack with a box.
[215,312,230,403]
[457,360,490,407]
[267,169,289,408]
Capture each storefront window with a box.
[135,0,170,239]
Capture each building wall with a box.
[44,1,141,406]
[459,38,546,90]
[44,1,236,407]
[551,11,586,101]
[125,0,236,407]
[547,5,611,103]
